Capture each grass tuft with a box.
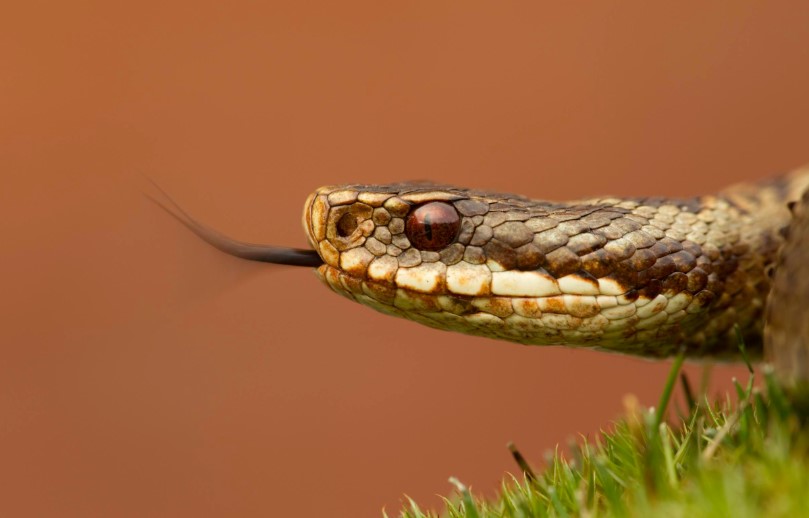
[393,362,809,517]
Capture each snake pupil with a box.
[405,202,460,251]
[423,214,433,240]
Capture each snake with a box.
[150,164,809,388]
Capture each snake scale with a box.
[153,164,809,388]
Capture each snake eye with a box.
[405,202,461,251]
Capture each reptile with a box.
[150,164,809,388]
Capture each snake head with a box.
[301,178,794,358]
[301,182,641,347]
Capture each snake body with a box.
[302,166,809,362]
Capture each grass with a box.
[387,348,809,517]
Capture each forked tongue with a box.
[146,180,323,267]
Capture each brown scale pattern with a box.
[304,168,809,359]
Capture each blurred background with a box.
[3,1,809,516]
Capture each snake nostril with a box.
[336,212,358,237]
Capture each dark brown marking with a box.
[625,249,657,271]
[639,279,663,299]
[543,247,582,278]
[681,240,702,256]
[580,249,617,278]
[606,265,639,289]
[686,268,709,292]
[731,242,751,256]
[669,250,697,273]
[723,270,746,295]
[693,290,716,308]
[705,274,725,294]
[484,240,518,270]
[642,256,677,282]
[515,243,545,270]
[662,272,689,293]
[573,270,599,283]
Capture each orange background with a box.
[3,2,809,516]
